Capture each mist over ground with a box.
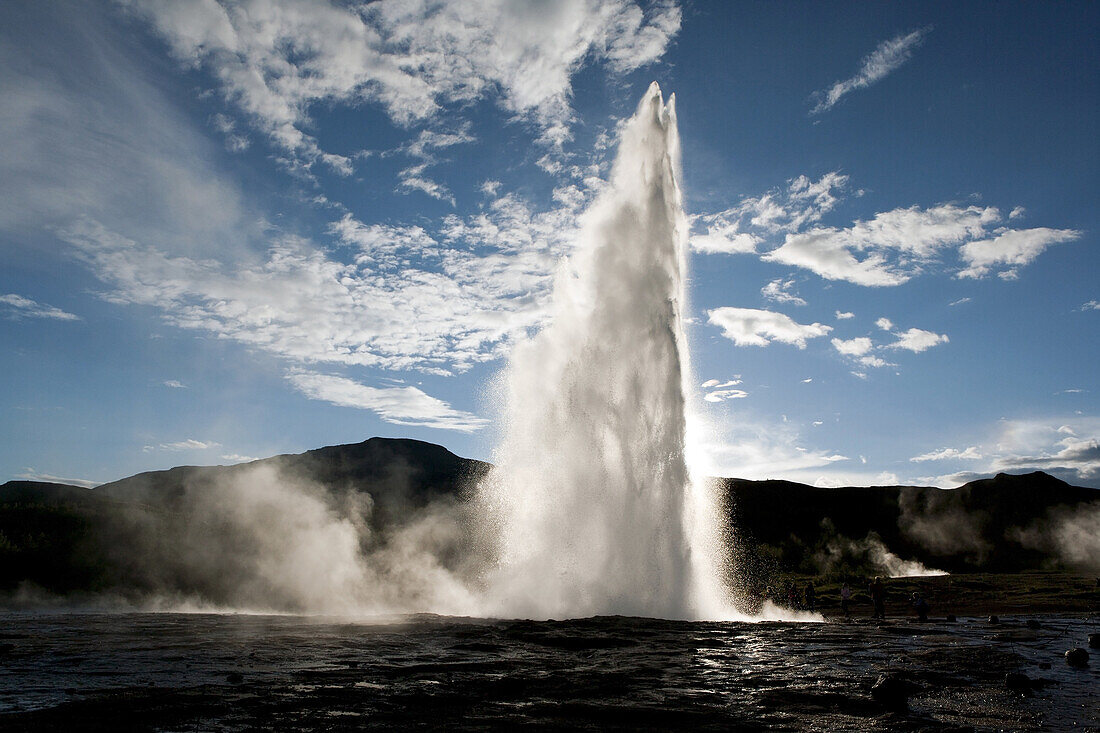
[2,438,1096,615]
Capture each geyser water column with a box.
[478,83,733,620]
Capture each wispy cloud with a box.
[692,172,847,253]
[393,127,475,205]
[143,439,221,452]
[760,278,806,306]
[15,469,101,489]
[910,446,982,462]
[957,228,1081,280]
[831,336,872,357]
[708,307,831,349]
[221,453,260,463]
[912,417,1100,487]
[811,27,931,114]
[1080,300,1100,311]
[887,327,948,353]
[829,319,944,369]
[63,185,581,377]
[286,370,488,432]
[700,378,747,403]
[125,0,681,170]
[763,203,1000,286]
[163,379,187,389]
[0,293,80,321]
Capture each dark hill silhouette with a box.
[1,438,1097,597]
[720,471,1098,575]
[96,437,491,527]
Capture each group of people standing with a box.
[762,576,932,621]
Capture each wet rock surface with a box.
[1065,647,1089,667]
[0,613,1096,731]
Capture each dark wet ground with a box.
[0,612,1096,731]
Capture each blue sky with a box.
[1,0,1097,489]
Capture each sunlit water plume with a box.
[19,85,821,622]
[475,83,740,621]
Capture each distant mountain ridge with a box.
[1,437,1097,598]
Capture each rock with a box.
[1004,672,1031,693]
[871,673,910,710]
[226,672,244,684]
[987,615,999,624]
[1065,648,1089,668]
[945,614,956,623]
[1089,633,1099,649]
[1025,619,1040,630]
[1038,662,1051,670]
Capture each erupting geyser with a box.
[478,83,734,620]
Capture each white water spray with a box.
[478,84,735,620]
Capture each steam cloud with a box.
[814,533,947,579]
[97,464,483,615]
[1009,502,1100,573]
[897,487,991,560]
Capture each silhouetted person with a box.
[804,580,816,611]
[869,576,886,620]
[840,581,851,616]
[911,592,930,622]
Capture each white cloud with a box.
[697,174,1075,287]
[835,310,854,320]
[707,307,832,349]
[689,227,760,255]
[690,414,851,483]
[949,297,972,306]
[760,278,806,306]
[910,417,1100,487]
[63,183,580,376]
[763,229,906,286]
[221,453,260,463]
[703,389,748,403]
[858,355,891,368]
[875,317,894,331]
[811,27,930,114]
[831,336,896,368]
[15,469,101,489]
[163,380,187,389]
[910,446,983,462]
[125,0,681,166]
[831,336,872,357]
[700,377,748,402]
[1080,300,1100,311]
[286,370,488,432]
[997,435,1100,479]
[144,439,221,452]
[693,172,847,252]
[763,204,1001,286]
[394,126,475,205]
[888,327,948,353]
[0,294,80,321]
[957,227,1081,279]
[701,378,741,389]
